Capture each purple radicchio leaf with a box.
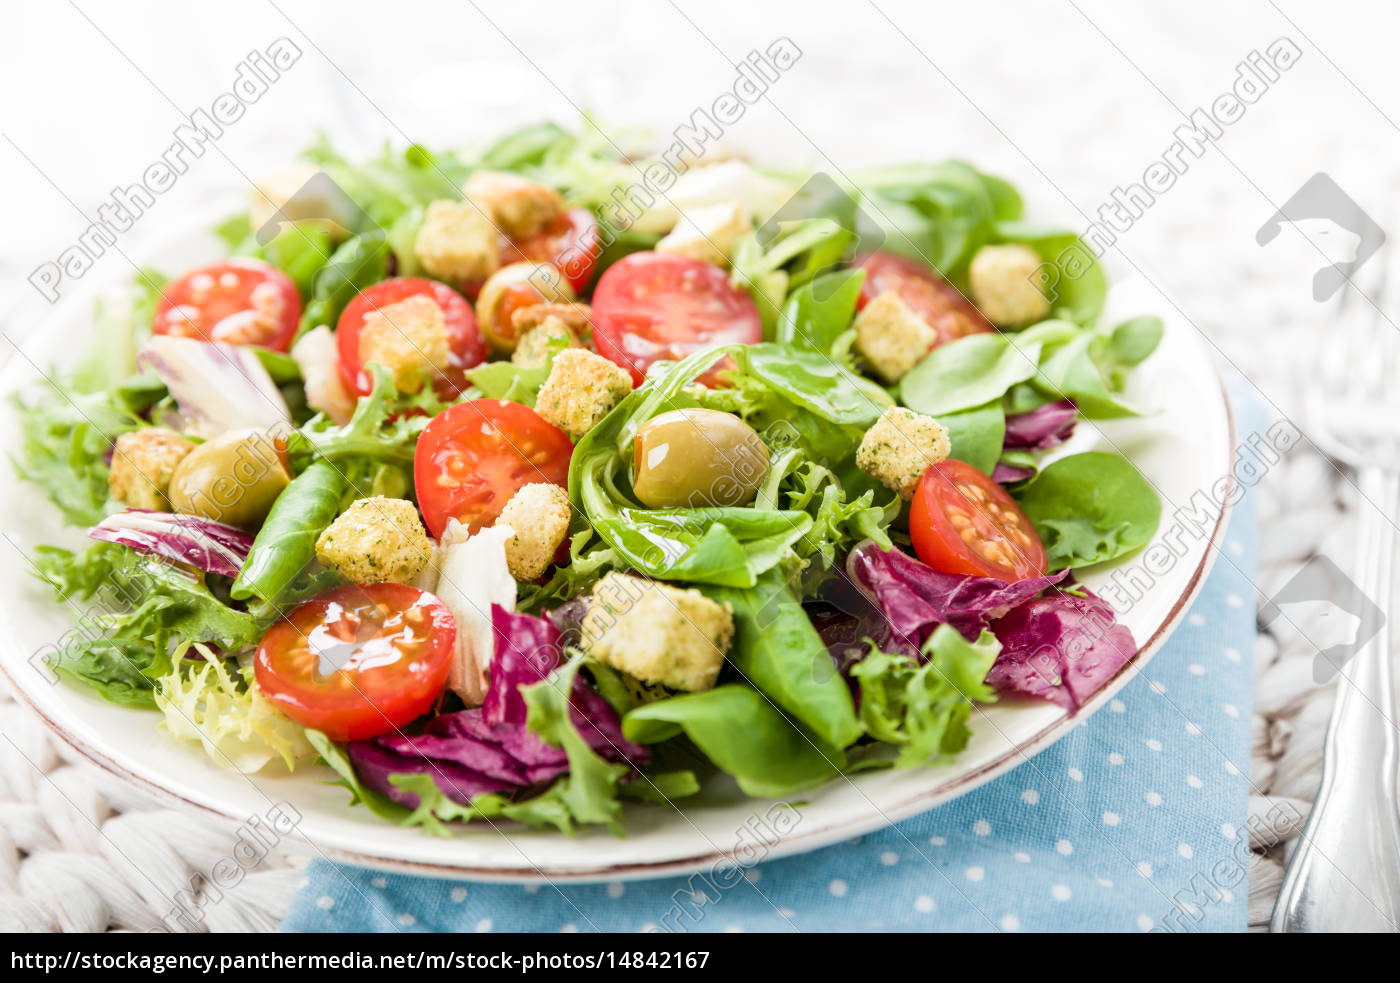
[985,584,1137,714]
[991,462,1038,484]
[1004,399,1077,450]
[348,604,647,809]
[87,509,254,578]
[846,540,1068,652]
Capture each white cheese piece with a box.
[432,521,517,707]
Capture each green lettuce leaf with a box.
[1015,451,1161,570]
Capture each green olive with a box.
[168,428,291,529]
[631,409,769,509]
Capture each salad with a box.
[17,120,1165,835]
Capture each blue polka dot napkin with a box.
[283,387,1259,934]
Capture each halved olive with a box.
[169,427,291,529]
[475,262,575,353]
[631,408,769,509]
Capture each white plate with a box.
[0,219,1232,882]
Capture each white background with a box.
[2,0,1397,425]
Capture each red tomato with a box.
[335,277,485,398]
[414,399,573,537]
[254,583,456,742]
[508,208,601,294]
[591,252,762,387]
[153,259,301,351]
[910,460,1047,581]
[852,251,994,347]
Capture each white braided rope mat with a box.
[0,432,1338,932]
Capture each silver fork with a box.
[1272,229,1400,933]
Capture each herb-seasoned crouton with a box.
[108,428,196,510]
[856,406,950,499]
[494,483,572,581]
[314,496,433,585]
[533,349,633,437]
[853,290,937,383]
[357,294,450,394]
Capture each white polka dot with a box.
[1225,647,1242,663]
[1145,791,1163,807]
[1188,663,1205,676]
[1103,811,1121,826]
[743,868,761,884]
[1223,703,1239,718]
[297,878,309,890]
[1096,877,1114,888]
[973,819,991,836]
[1222,823,1237,840]
[1021,789,1040,805]
[1228,539,1243,555]
[1224,760,1240,775]
[929,835,947,846]
[370,877,387,889]
[1056,839,1074,856]
[1220,888,1234,903]
[1187,774,1204,788]
[315,896,335,910]
[1137,862,1154,878]
[1051,884,1072,902]
[1110,699,1126,713]
[915,895,935,913]
[1226,593,1243,608]
[1108,752,1124,765]
[1000,913,1020,931]
[965,866,985,882]
[606,882,625,899]
[1137,913,1155,931]
[397,913,416,926]
[1178,843,1194,858]
[829,878,849,897]
[450,887,467,903]
[1145,738,1162,751]
[724,925,743,933]
[880,851,899,866]
[523,884,540,895]
[1188,613,1205,626]
[1150,680,1166,694]
[475,918,493,933]
[560,923,578,933]
[1013,852,1031,863]
[1068,767,1084,782]
[1185,721,1202,735]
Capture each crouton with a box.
[533,349,633,437]
[414,199,501,282]
[969,244,1050,327]
[655,201,750,267]
[511,301,593,337]
[357,294,450,394]
[510,318,578,369]
[856,406,951,499]
[108,428,196,510]
[581,572,734,692]
[463,170,565,238]
[494,483,572,581]
[314,496,433,585]
[854,290,938,383]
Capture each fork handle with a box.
[1272,466,1400,932]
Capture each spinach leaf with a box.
[708,571,861,749]
[1094,315,1164,389]
[231,461,344,606]
[296,230,392,339]
[1015,451,1161,570]
[938,401,1005,475]
[777,268,865,354]
[900,332,1043,417]
[623,684,844,798]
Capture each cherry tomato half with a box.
[852,251,994,347]
[591,251,761,387]
[413,398,574,537]
[910,459,1047,581]
[335,277,485,398]
[153,259,301,351]
[254,583,456,742]
[508,208,601,294]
